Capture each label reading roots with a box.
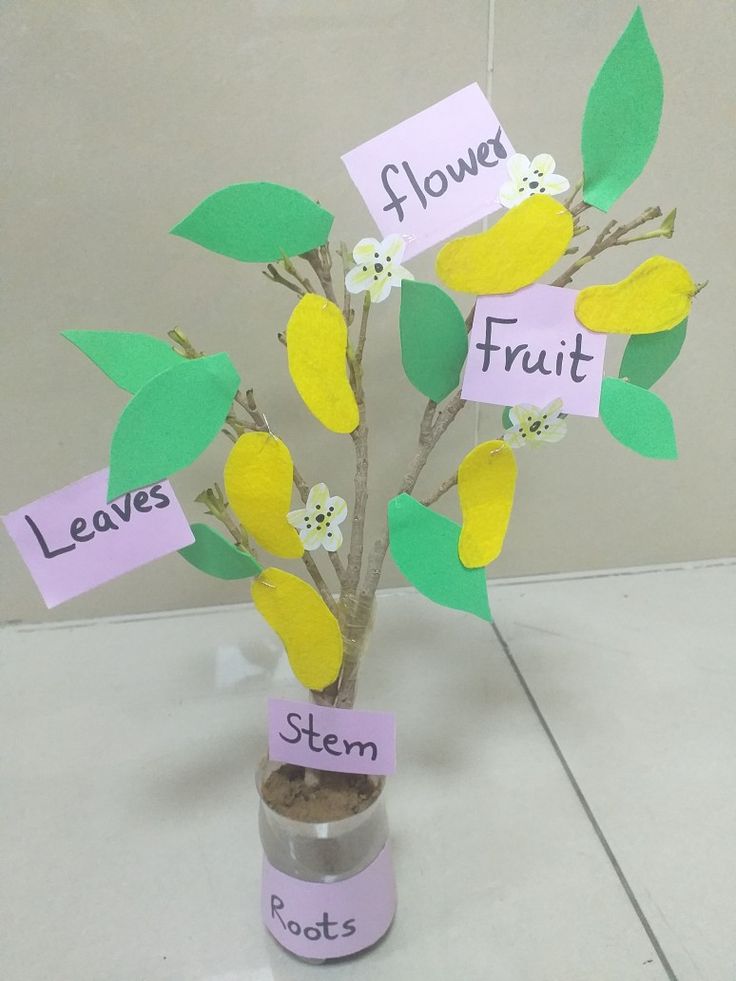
[262,844,396,959]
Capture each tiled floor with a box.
[1,560,733,980]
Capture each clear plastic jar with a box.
[256,759,395,960]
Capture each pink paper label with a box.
[262,844,396,959]
[268,698,396,776]
[342,83,514,260]
[2,469,194,608]
[462,285,607,417]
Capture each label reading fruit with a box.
[262,844,396,959]
[268,698,396,775]
[342,83,513,259]
[462,284,607,417]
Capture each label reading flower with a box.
[341,83,514,259]
[462,285,607,418]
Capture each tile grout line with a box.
[6,559,734,633]
[491,621,680,981]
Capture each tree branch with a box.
[344,300,370,593]
[420,471,458,507]
[355,294,371,364]
[171,329,346,596]
[262,264,305,296]
[303,245,338,304]
[301,551,338,615]
[357,393,468,609]
[337,241,355,325]
[551,206,663,288]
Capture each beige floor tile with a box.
[0,584,675,980]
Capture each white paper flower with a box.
[499,154,570,209]
[503,399,567,449]
[287,482,348,552]
[344,235,414,303]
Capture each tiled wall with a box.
[1,1,733,621]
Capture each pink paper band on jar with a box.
[261,843,396,959]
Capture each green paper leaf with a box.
[619,317,687,389]
[170,182,334,262]
[399,281,468,402]
[108,353,240,500]
[582,7,663,211]
[62,330,181,394]
[179,523,262,579]
[599,377,677,459]
[388,494,492,622]
[501,406,512,429]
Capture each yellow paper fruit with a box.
[252,567,343,690]
[575,256,696,334]
[224,432,303,559]
[435,195,573,295]
[457,440,517,568]
[286,294,359,434]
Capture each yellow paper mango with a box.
[286,294,359,434]
[575,256,696,334]
[457,440,517,568]
[435,195,573,295]
[224,432,303,559]
[252,567,343,690]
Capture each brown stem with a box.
[262,264,305,296]
[355,294,371,363]
[173,331,345,598]
[303,246,338,304]
[421,471,458,507]
[344,296,371,594]
[337,242,356,325]
[356,393,467,611]
[302,552,337,615]
[281,256,315,294]
[563,177,582,209]
[552,206,663,288]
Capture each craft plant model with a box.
[2,7,701,961]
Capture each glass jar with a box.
[256,759,395,961]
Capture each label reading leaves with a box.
[342,83,514,259]
[2,469,194,608]
[462,285,607,418]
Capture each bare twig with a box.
[338,241,355,325]
[420,471,458,507]
[355,294,371,364]
[195,485,252,552]
[571,199,591,218]
[262,264,305,296]
[344,300,370,593]
[281,255,315,294]
[302,552,337,615]
[551,206,663,288]
[303,245,338,304]
[357,393,467,612]
[174,329,346,597]
[563,177,582,210]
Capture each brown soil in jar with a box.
[261,764,381,822]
